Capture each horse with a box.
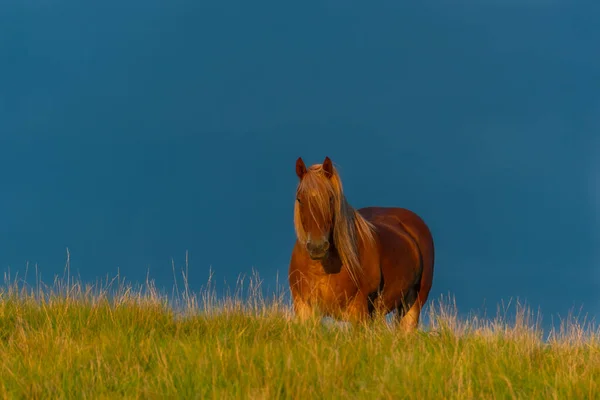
[288,156,435,332]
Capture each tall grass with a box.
[0,260,598,399]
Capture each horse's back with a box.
[359,207,433,249]
[358,206,435,306]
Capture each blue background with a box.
[2,0,599,325]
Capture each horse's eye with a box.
[296,197,302,204]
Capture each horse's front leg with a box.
[292,297,314,322]
[343,292,370,326]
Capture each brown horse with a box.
[288,156,435,331]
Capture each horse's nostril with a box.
[307,240,328,254]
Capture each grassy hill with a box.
[0,270,598,399]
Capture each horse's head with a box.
[294,156,337,260]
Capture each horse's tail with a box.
[398,211,435,308]
[416,225,434,308]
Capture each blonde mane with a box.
[293,163,376,286]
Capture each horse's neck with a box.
[336,207,360,242]
[334,213,364,257]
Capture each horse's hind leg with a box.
[395,290,421,333]
[397,300,422,332]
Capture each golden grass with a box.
[0,264,598,399]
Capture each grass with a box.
[0,263,598,399]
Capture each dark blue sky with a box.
[2,1,599,322]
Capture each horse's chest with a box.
[308,274,357,313]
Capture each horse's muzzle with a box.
[306,239,330,260]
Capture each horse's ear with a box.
[296,157,307,179]
[322,156,333,178]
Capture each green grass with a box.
[0,267,598,399]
